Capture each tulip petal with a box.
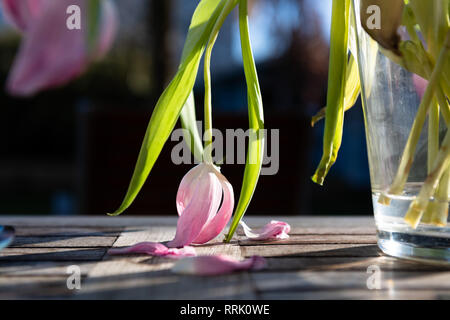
[108,242,196,258]
[1,0,47,32]
[193,166,234,244]
[176,164,204,215]
[172,255,266,276]
[167,164,222,248]
[240,220,291,240]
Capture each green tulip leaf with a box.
[224,0,265,242]
[108,0,228,215]
[312,0,350,186]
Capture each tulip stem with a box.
[428,99,440,174]
[405,128,450,228]
[423,98,443,224]
[378,32,450,205]
[402,32,450,228]
[203,39,214,164]
[203,0,238,163]
[224,0,265,242]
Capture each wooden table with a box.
[0,215,449,300]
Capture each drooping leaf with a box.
[311,54,360,127]
[224,0,265,242]
[108,0,228,215]
[311,0,350,185]
[312,9,360,127]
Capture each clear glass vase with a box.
[353,0,450,264]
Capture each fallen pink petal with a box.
[240,220,291,240]
[171,255,266,276]
[108,242,196,259]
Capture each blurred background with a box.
[0,0,371,216]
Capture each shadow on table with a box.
[73,245,449,299]
[1,245,449,299]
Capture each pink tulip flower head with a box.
[109,162,234,257]
[168,162,234,248]
[2,0,118,96]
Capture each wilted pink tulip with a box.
[168,162,234,248]
[108,163,234,258]
[172,255,266,276]
[240,220,291,240]
[2,0,118,96]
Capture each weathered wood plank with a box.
[237,226,376,236]
[112,226,176,246]
[0,248,106,261]
[111,226,241,256]
[238,234,377,246]
[0,216,447,300]
[259,289,450,300]
[0,276,76,299]
[263,256,450,272]
[10,236,117,248]
[0,261,95,276]
[0,215,374,228]
[71,226,253,299]
[93,226,241,273]
[241,244,382,258]
[73,270,256,300]
[13,227,124,237]
[251,271,450,293]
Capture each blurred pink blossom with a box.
[1,0,45,31]
[413,74,428,100]
[2,0,118,96]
